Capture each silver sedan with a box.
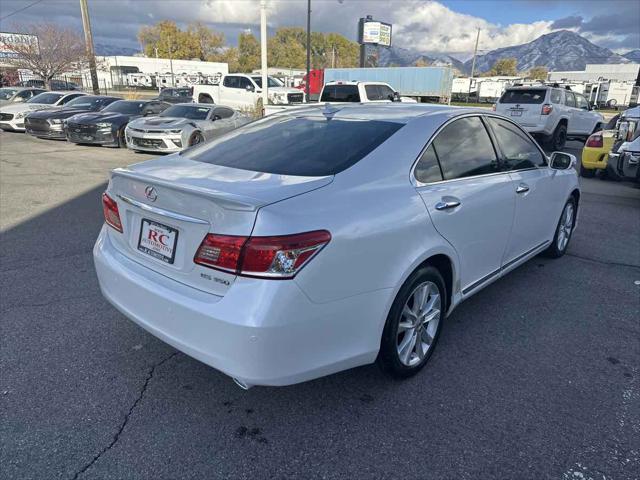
[125,103,251,153]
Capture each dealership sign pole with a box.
[358,15,392,68]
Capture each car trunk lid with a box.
[106,156,332,296]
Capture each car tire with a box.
[377,265,446,378]
[580,163,596,178]
[188,131,204,147]
[117,128,126,148]
[547,123,567,150]
[545,197,576,258]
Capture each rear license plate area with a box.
[137,218,178,264]
[510,110,523,117]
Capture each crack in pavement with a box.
[70,351,179,480]
[566,252,640,270]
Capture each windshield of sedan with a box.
[182,115,404,176]
[27,92,64,104]
[64,96,117,110]
[0,88,18,100]
[160,105,210,120]
[251,77,284,88]
[102,100,145,114]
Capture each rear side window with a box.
[550,89,562,104]
[500,89,546,104]
[486,117,545,170]
[223,76,239,88]
[432,117,499,180]
[183,116,403,176]
[321,85,360,102]
[414,145,443,183]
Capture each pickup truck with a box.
[318,81,416,103]
[192,74,304,109]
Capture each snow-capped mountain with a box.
[464,30,629,73]
[377,46,466,72]
[623,49,640,62]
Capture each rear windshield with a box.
[500,89,547,104]
[321,85,360,102]
[182,115,403,176]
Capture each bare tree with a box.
[1,23,87,89]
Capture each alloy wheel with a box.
[396,281,441,367]
[557,203,574,251]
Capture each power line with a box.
[0,0,46,21]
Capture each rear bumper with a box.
[94,226,387,386]
[581,147,608,169]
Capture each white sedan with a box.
[0,90,87,131]
[94,104,579,388]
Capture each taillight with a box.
[541,104,553,115]
[102,192,123,232]
[585,133,603,148]
[194,230,331,279]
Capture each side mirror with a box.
[392,91,401,102]
[245,84,255,92]
[550,151,576,170]
[591,104,598,110]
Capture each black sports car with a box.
[24,96,120,139]
[65,99,169,147]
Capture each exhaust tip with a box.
[232,377,254,390]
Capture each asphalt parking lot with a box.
[1,131,639,480]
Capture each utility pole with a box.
[467,27,480,103]
[260,0,268,110]
[79,0,99,94]
[305,0,311,102]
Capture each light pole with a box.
[79,0,99,94]
[305,0,311,102]
[260,0,268,110]
[467,28,480,103]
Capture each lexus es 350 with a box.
[94,104,580,389]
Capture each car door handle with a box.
[435,200,461,210]
[516,183,530,194]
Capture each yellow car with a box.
[580,130,616,178]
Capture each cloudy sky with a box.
[1,0,639,57]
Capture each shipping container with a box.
[323,66,454,102]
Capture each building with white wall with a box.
[548,64,640,84]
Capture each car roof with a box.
[275,103,484,124]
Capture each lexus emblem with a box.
[144,186,157,202]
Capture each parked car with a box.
[156,87,194,104]
[94,104,580,389]
[193,74,304,108]
[0,91,88,132]
[125,103,250,153]
[319,81,416,103]
[0,87,46,106]
[18,79,80,90]
[607,106,640,182]
[495,85,604,150]
[580,114,620,178]
[24,95,120,139]
[66,100,170,147]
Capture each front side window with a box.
[486,117,545,170]
[414,144,443,183]
[320,85,360,102]
[238,77,253,89]
[565,91,576,108]
[214,107,234,119]
[432,116,499,180]
[377,85,396,101]
[575,94,589,110]
[365,85,381,101]
[182,115,403,177]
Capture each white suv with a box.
[495,86,603,150]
